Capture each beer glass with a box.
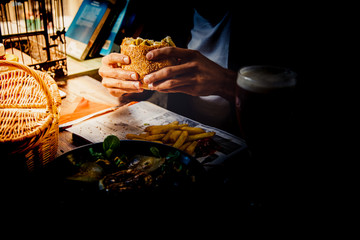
[235,65,297,159]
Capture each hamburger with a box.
[119,36,176,89]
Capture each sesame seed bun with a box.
[120,37,176,89]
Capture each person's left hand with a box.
[143,47,237,102]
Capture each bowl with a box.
[28,140,207,207]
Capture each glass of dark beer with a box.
[235,65,297,159]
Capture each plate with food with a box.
[39,135,206,201]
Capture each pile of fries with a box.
[126,121,215,156]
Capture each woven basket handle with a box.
[0,60,55,114]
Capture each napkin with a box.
[59,97,117,126]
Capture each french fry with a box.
[149,124,188,135]
[186,132,215,142]
[169,130,182,143]
[139,132,150,138]
[179,141,192,151]
[180,127,205,135]
[172,131,188,149]
[162,129,175,143]
[185,141,198,155]
[144,121,179,132]
[126,133,149,140]
[126,122,216,156]
[126,133,139,140]
[144,125,160,132]
[144,134,165,141]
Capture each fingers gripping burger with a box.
[119,36,176,89]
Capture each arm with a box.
[143,47,237,102]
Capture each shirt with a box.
[186,9,232,128]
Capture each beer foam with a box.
[237,66,296,93]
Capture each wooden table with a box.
[56,70,120,157]
[39,72,261,213]
[55,70,170,157]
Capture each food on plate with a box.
[66,162,104,182]
[66,135,201,193]
[125,121,216,156]
[187,132,216,142]
[129,154,166,173]
[100,169,153,192]
[119,36,177,89]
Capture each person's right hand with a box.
[99,53,143,97]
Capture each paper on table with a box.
[66,101,247,165]
[59,97,117,125]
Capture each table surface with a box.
[19,70,267,213]
[57,70,120,157]
[45,70,303,214]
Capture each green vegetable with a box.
[89,147,104,161]
[161,150,181,172]
[114,156,127,168]
[166,151,180,160]
[150,146,161,158]
[103,135,121,159]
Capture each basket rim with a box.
[0,60,56,113]
[0,60,59,143]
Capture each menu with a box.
[66,101,247,166]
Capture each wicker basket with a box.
[0,60,61,172]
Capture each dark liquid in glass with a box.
[235,66,297,159]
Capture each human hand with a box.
[143,47,237,101]
[99,53,143,97]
